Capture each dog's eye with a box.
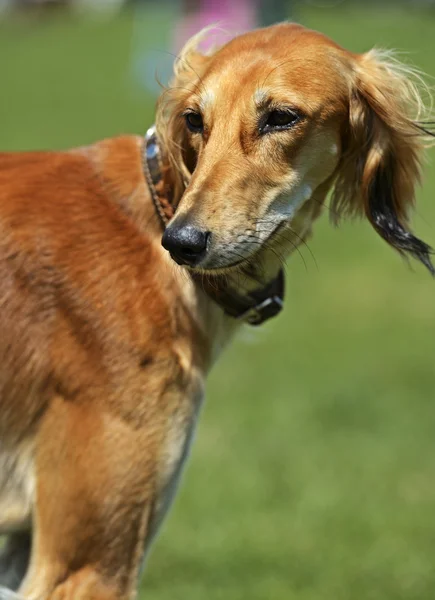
[261,109,300,133]
[184,111,204,133]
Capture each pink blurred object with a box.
[174,0,259,53]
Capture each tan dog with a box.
[0,23,433,600]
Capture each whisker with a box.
[236,232,309,272]
[248,224,319,271]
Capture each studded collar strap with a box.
[143,125,174,227]
[143,125,285,326]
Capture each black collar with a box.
[143,125,285,326]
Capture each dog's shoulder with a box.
[0,135,156,237]
[0,135,144,202]
[83,134,146,202]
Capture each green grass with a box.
[1,4,435,599]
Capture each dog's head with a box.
[157,23,434,274]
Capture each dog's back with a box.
[0,136,163,440]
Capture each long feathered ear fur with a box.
[155,28,217,205]
[331,50,435,274]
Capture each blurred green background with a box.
[1,2,435,598]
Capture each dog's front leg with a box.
[18,396,160,600]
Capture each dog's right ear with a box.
[156,29,215,204]
[331,49,435,274]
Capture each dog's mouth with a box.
[179,221,287,276]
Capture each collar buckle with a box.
[238,295,284,326]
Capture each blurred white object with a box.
[0,0,14,16]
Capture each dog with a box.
[0,22,433,600]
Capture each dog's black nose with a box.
[161,224,210,266]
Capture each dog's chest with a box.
[158,395,201,506]
[141,369,205,559]
[0,439,35,534]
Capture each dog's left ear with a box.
[332,50,434,274]
[156,29,216,204]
